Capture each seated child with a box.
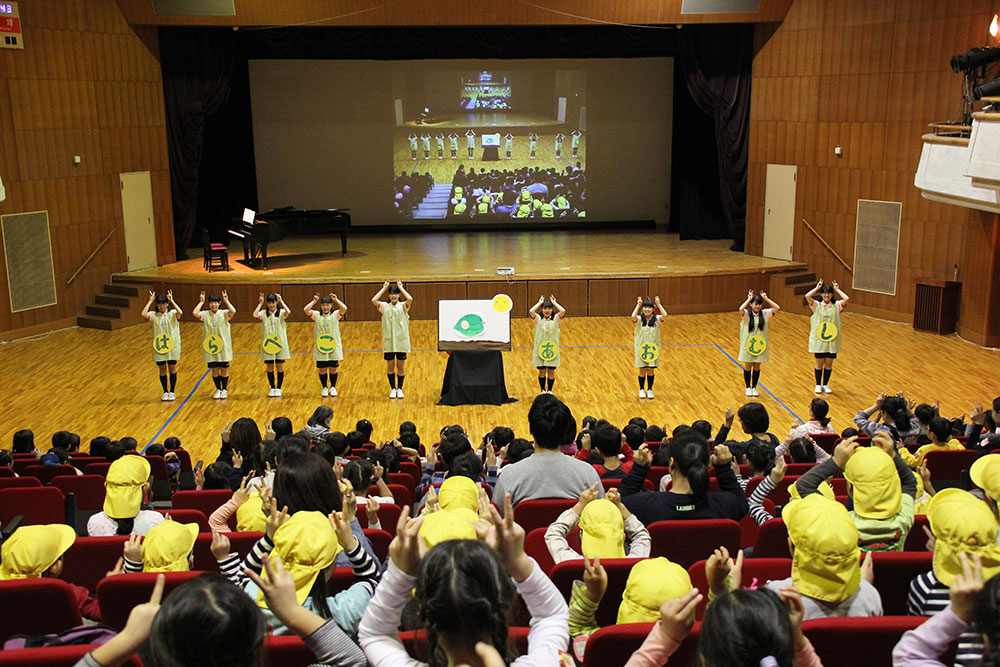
[545,485,650,564]
[0,524,101,620]
[87,455,164,537]
[576,422,633,479]
[970,454,1000,522]
[898,416,965,467]
[123,520,198,572]
[209,476,267,533]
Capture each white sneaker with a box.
[220,390,228,399]
[275,388,282,397]
[329,387,338,397]
[167,392,176,401]
[639,389,647,399]
[745,387,752,396]
[646,390,654,399]
[322,386,329,397]
[161,392,170,401]
[752,388,760,397]
[390,388,398,398]
[823,385,832,394]
[212,389,222,399]
[396,389,405,398]
[814,384,823,393]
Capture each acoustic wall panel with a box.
[2,211,57,312]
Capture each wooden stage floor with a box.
[3,312,997,470]
[125,231,801,284]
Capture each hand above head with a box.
[633,443,653,467]
[221,420,233,443]
[371,461,384,482]
[234,475,253,504]
[488,494,531,582]
[950,553,985,623]
[329,509,358,551]
[258,293,264,303]
[971,402,986,425]
[875,392,887,409]
[331,294,338,302]
[760,291,768,299]
[637,296,643,305]
[658,589,702,644]
[573,481,600,516]
[221,289,228,300]
[245,555,301,622]
[166,289,173,299]
[583,555,608,603]
[724,407,735,427]
[710,444,733,467]
[871,431,896,456]
[265,497,289,540]
[210,529,231,560]
[264,419,275,441]
[424,485,440,513]
[123,534,142,563]
[779,587,808,650]
[831,280,839,289]
[579,432,592,451]
[341,480,358,522]
[383,281,390,289]
[918,459,932,484]
[365,496,379,522]
[706,546,743,594]
[769,456,787,484]
[815,280,823,289]
[313,292,320,301]
[232,451,244,470]
[833,436,859,469]
[148,290,155,299]
[199,291,206,301]
[654,296,661,305]
[747,290,754,299]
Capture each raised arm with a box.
[333,293,347,318]
[760,291,780,313]
[371,282,388,311]
[304,293,319,318]
[276,293,291,319]
[630,296,642,323]
[529,294,544,319]
[739,290,753,314]
[221,289,236,321]
[396,280,413,312]
[192,291,206,319]
[253,293,265,319]
[654,295,667,318]
[832,280,849,306]
[803,280,822,309]
[141,290,155,320]
[551,294,567,320]
[166,290,182,318]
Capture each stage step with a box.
[96,294,131,308]
[86,305,121,319]
[79,280,148,330]
[412,183,452,220]
[783,271,816,286]
[77,314,121,330]
[104,282,140,297]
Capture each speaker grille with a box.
[2,211,58,312]
[852,200,901,296]
[151,0,235,16]
[681,0,761,13]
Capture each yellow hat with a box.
[970,455,1000,503]
[419,507,479,548]
[438,476,479,513]
[454,203,467,214]
[141,521,198,572]
[784,494,860,603]
[0,525,76,580]
[104,455,151,519]
[617,557,692,624]
[928,488,1000,586]
[236,492,266,533]
[579,499,626,559]
[788,479,835,502]
[261,512,341,607]
[843,447,900,519]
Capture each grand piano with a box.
[229,207,351,270]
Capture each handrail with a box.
[801,218,852,274]
[67,230,114,285]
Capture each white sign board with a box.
[438,297,512,351]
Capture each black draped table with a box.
[438,351,516,406]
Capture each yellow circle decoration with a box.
[814,321,839,342]
[203,334,224,355]
[538,341,559,362]
[153,333,175,354]
[745,334,767,357]
[492,294,513,313]
[638,342,660,363]
[316,334,338,354]
[262,335,283,355]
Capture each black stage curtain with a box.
[676,24,753,249]
[157,24,751,255]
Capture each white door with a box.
[763,164,797,261]
[121,171,157,271]
[557,97,567,122]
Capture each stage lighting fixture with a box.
[991,14,999,39]
[951,47,1000,72]
[975,77,1000,99]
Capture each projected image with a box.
[393,69,586,221]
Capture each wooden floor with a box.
[125,231,800,284]
[2,311,997,468]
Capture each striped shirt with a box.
[907,570,984,666]
[747,475,777,525]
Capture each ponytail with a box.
[810,398,831,428]
[881,397,910,433]
[671,434,711,497]
[114,517,135,536]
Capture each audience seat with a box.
[740,498,776,548]
[785,463,817,475]
[22,465,80,485]
[583,621,701,667]
[550,558,645,627]
[385,483,412,507]
[0,476,42,490]
[11,458,41,475]
[156,509,210,533]
[871,551,932,615]
[645,466,670,490]
[600,478,654,492]
[143,455,172,501]
[400,627,530,663]
[688,557,791,619]
[263,635,319,667]
[167,449,197,491]
[51,475,105,511]
[66,456,105,469]
[647,519,742,569]
[811,433,839,453]
[357,503,402,536]
[524,526,582,576]
[0,646,141,666]
[61,536,128,593]
[744,476,802,506]
[325,566,356,595]
[0,579,84,640]
[399,461,421,487]
[904,514,930,551]
[753,518,790,558]
[0,466,14,477]
[171,490,234,529]
[513,499,577,534]
[0,486,66,526]
[97,571,204,630]
[803,616,929,667]
[191,531,263,571]
[387,472,416,496]
[82,462,111,477]
[923,450,979,481]
[363,528,392,563]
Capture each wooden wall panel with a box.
[405,282,468,320]
[746,0,1000,343]
[588,279,650,316]
[279,283,346,319]
[526,280,588,318]
[0,1,173,339]
[343,283,383,322]
[466,280,528,318]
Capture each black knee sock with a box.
[267,371,275,388]
[751,369,760,388]
[647,375,654,390]
[397,375,405,389]
[538,376,546,391]
[169,372,177,392]
[212,376,222,390]
[822,368,832,385]
[546,377,555,391]
[319,373,327,387]
[276,372,284,388]
[814,368,822,384]
[159,374,168,391]
[639,376,646,390]
[743,370,752,387]
[388,374,396,389]
[221,376,229,390]
[330,372,338,388]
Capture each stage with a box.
[116,230,805,325]
[402,111,562,129]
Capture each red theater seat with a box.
[357,503,402,536]
[923,450,979,481]
[0,486,65,525]
[688,557,792,619]
[647,519,741,569]
[550,558,645,628]
[871,551,933,616]
[97,571,204,630]
[0,476,42,490]
[582,622,701,667]
[513,498,577,534]
[51,475,105,511]
[904,514,931,552]
[400,627,530,662]
[61,536,128,593]
[364,528,392,563]
[0,579,83,639]
[22,465,80,485]
[263,635,318,667]
[156,509,210,533]
[0,646,141,666]
[171,490,234,529]
[753,518,791,558]
[803,616,929,667]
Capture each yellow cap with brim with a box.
[419,507,479,548]
[784,494,860,603]
[970,455,1000,503]
[260,511,341,607]
[236,492,266,533]
[104,455,151,519]
[928,488,1000,586]
[141,521,198,572]
[0,524,76,580]
[844,447,900,519]
[617,557,692,624]
[579,499,626,559]
[438,476,479,513]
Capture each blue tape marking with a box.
[143,368,211,451]
[711,343,801,423]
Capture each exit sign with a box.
[0,2,22,50]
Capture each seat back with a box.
[363,528,392,563]
[688,557,791,619]
[550,558,645,627]
[155,509,210,532]
[601,478,654,491]
[191,531,264,571]
[811,433,839,454]
[0,476,42,490]
[385,483,412,507]
[0,579,83,639]
[739,498,776,548]
[356,503,402,535]
[803,616,928,667]
[753,518,791,558]
[82,462,112,477]
[744,476,802,506]
[12,459,39,476]
[167,449,193,472]
[66,456,105,469]
[583,622,701,667]
[923,450,979,481]
[645,466,670,490]
[399,627,530,663]
[22,465,80,485]
[524,526,582,576]
[97,571,204,630]
[399,461,421,486]
[171,490,234,529]
[871,551,933,615]
[263,635,319,667]
[904,514,930,551]
[51,475,106,511]
[785,463,817,475]
[512,498,577,534]
[387,472,415,497]
[61,536,129,592]
[647,519,742,569]
[0,467,14,478]
[0,487,65,525]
